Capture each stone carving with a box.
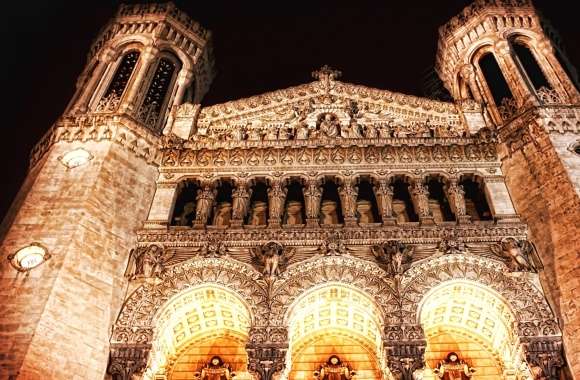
[248,201,268,226]
[490,237,540,272]
[410,182,431,219]
[384,326,426,380]
[201,236,228,258]
[317,113,341,138]
[356,199,374,223]
[107,344,151,380]
[195,183,217,226]
[314,355,355,380]
[213,201,232,227]
[284,200,304,225]
[125,245,168,279]
[445,180,467,219]
[372,241,414,276]
[268,180,287,224]
[438,238,469,255]
[304,179,323,223]
[433,352,475,379]
[320,200,339,225]
[195,356,234,380]
[523,338,564,380]
[232,182,252,221]
[250,241,295,277]
[320,233,347,256]
[338,180,358,221]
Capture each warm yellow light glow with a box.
[286,283,384,380]
[59,148,92,168]
[145,285,251,380]
[419,280,528,379]
[9,243,49,271]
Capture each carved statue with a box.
[320,200,339,225]
[195,185,217,225]
[285,200,304,225]
[490,237,539,272]
[374,181,394,220]
[213,202,232,227]
[446,181,467,217]
[248,201,268,226]
[268,181,287,222]
[195,356,234,380]
[364,123,378,138]
[125,245,165,279]
[433,352,475,380]
[410,182,431,218]
[346,118,363,138]
[250,241,294,277]
[295,122,310,139]
[438,238,469,255]
[232,184,252,221]
[314,355,354,380]
[229,126,245,141]
[175,201,195,226]
[356,199,374,223]
[372,241,413,275]
[264,125,278,140]
[247,128,262,141]
[303,181,323,220]
[338,182,358,219]
[318,113,340,138]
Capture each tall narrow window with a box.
[511,40,550,91]
[479,53,514,106]
[139,57,177,131]
[104,51,140,99]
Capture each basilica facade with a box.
[1,1,579,380]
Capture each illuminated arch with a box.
[145,284,252,379]
[111,258,267,345]
[284,283,385,380]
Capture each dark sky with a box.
[1,0,578,219]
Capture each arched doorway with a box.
[285,283,385,380]
[418,280,527,379]
[144,285,252,380]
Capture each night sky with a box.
[1,1,578,219]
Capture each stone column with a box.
[303,178,322,227]
[72,47,116,114]
[374,178,396,226]
[445,179,471,224]
[193,182,216,229]
[246,327,289,380]
[410,181,434,225]
[483,177,520,223]
[338,178,358,227]
[268,179,287,228]
[231,180,252,227]
[120,45,159,114]
[172,68,195,107]
[383,325,426,380]
[107,343,151,380]
[459,64,484,103]
[144,183,178,228]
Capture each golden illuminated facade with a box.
[1,1,579,380]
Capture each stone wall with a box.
[501,126,580,377]
[0,137,157,379]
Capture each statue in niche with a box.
[250,241,294,277]
[318,113,340,138]
[356,199,374,223]
[346,118,364,138]
[284,200,304,225]
[213,202,232,227]
[295,122,310,139]
[195,186,217,225]
[175,201,195,226]
[268,182,287,222]
[232,185,252,221]
[314,355,355,380]
[125,244,165,279]
[195,356,234,380]
[364,123,378,138]
[490,237,540,272]
[433,352,475,380]
[320,200,339,225]
[248,201,268,226]
[372,241,413,276]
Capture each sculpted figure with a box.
[446,181,467,217]
[285,200,304,225]
[378,123,393,138]
[319,113,339,138]
[247,128,262,141]
[195,185,217,225]
[433,352,475,380]
[229,126,245,141]
[278,125,291,140]
[374,182,394,220]
[175,201,195,226]
[295,122,310,139]
[364,123,378,138]
[250,241,294,277]
[372,241,413,276]
[314,355,354,380]
[491,237,538,272]
[410,182,431,218]
[348,119,364,138]
[356,199,374,223]
[232,185,252,221]
[196,356,233,380]
[248,201,268,226]
[320,200,339,225]
[264,125,278,140]
[338,182,358,219]
[125,245,164,279]
[268,181,287,221]
[213,202,232,227]
[303,181,323,220]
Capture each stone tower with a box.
[436,0,580,375]
[0,3,214,378]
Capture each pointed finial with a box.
[312,65,342,81]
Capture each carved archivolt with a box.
[400,254,557,329]
[112,258,268,344]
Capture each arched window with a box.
[138,55,180,131]
[479,52,514,106]
[171,180,198,226]
[320,178,343,225]
[510,39,551,91]
[103,51,140,99]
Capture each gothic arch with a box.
[111,257,268,345]
[272,255,397,326]
[400,254,558,330]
